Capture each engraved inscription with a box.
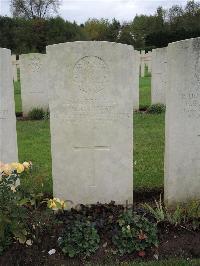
[181,92,200,118]
[53,101,130,121]
[195,56,200,85]
[29,56,41,73]
[73,56,109,94]
[0,110,8,119]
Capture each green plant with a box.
[112,211,158,256]
[58,220,100,257]
[143,197,185,226]
[143,196,165,223]
[0,163,31,254]
[28,107,46,120]
[184,200,200,230]
[147,104,166,114]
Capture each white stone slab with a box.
[165,37,200,205]
[11,54,18,82]
[47,41,134,205]
[133,50,140,110]
[20,53,48,116]
[0,48,18,163]
[151,47,167,104]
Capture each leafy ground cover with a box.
[0,201,200,265]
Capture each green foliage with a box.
[143,196,165,223]
[28,108,46,120]
[58,220,100,257]
[0,171,29,254]
[147,104,166,114]
[112,211,158,255]
[143,199,200,228]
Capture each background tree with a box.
[11,0,61,19]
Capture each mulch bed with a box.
[0,198,199,266]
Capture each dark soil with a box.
[0,200,200,266]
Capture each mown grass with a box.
[134,112,165,190]
[17,120,52,194]
[139,76,151,110]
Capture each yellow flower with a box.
[23,161,31,169]
[3,164,12,176]
[48,198,66,211]
[11,163,25,174]
[16,163,25,174]
[48,199,58,210]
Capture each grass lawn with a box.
[139,76,151,110]
[15,75,164,194]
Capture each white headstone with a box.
[165,37,200,205]
[11,54,18,82]
[151,47,167,104]
[0,48,18,163]
[133,50,140,110]
[20,53,48,116]
[140,50,145,77]
[47,41,134,205]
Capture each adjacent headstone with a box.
[0,48,18,163]
[134,50,140,110]
[47,41,134,205]
[165,37,200,205]
[11,54,18,82]
[140,50,145,77]
[151,47,167,104]
[20,53,48,116]
[145,51,152,73]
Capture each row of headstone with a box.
[140,50,152,77]
[1,38,200,207]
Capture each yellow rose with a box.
[48,199,58,210]
[16,163,25,174]
[23,161,31,169]
[3,164,12,176]
[11,163,25,174]
[10,162,18,170]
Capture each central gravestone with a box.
[47,41,134,205]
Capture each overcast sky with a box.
[0,0,188,24]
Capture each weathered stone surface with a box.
[0,48,18,163]
[165,37,200,205]
[20,53,48,116]
[151,47,167,104]
[47,41,134,205]
[140,50,145,77]
[133,50,139,110]
[11,54,18,81]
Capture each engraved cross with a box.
[73,145,110,187]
